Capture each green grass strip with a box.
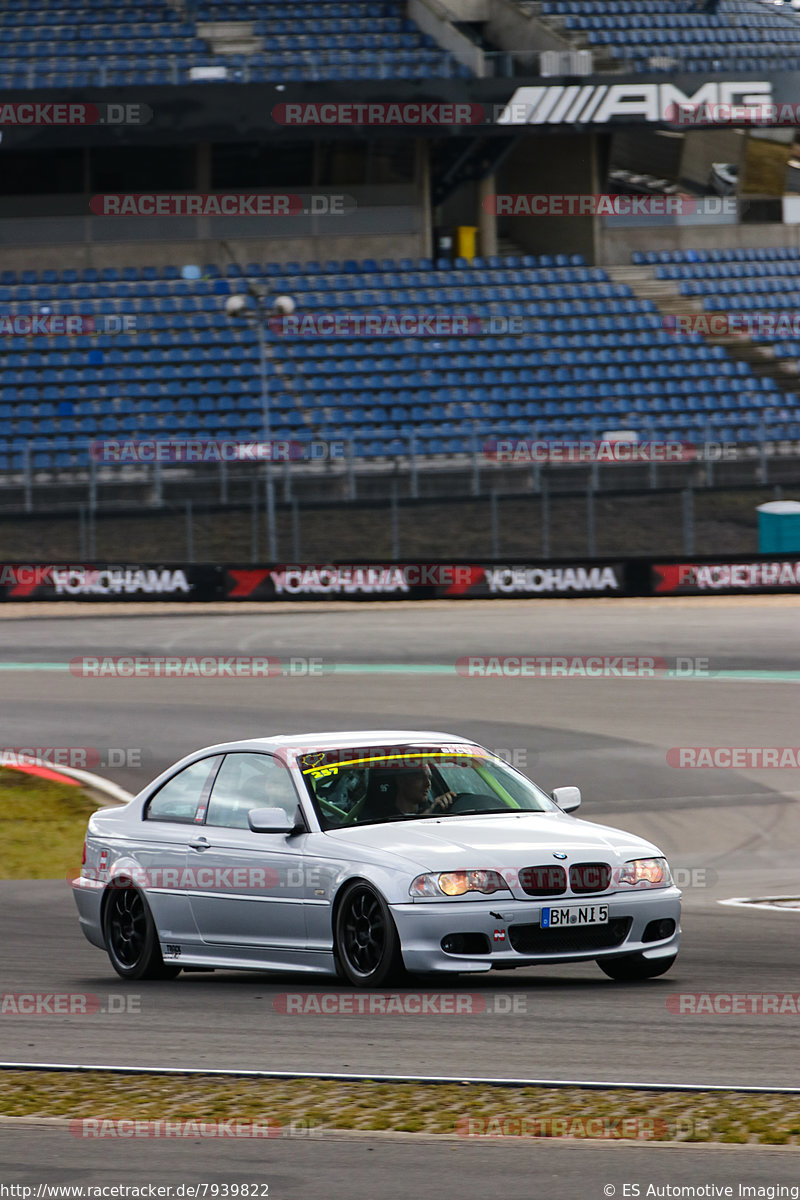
[0,769,98,880]
[1,1072,800,1143]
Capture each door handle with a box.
[188,837,210,851]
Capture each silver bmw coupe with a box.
[73,730,681,987]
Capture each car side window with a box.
[145,756,222,824]
[206,753,300,830]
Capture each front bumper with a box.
[391,887,681,974]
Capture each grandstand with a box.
[3,0,800,512]
[1,251,794,473]
[537,0,800,73]
[0,0,468,87]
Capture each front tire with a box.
[103,886,181,981]
[334,883,405,988]
[598,953,677,982]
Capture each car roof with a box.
[230,730,471,752]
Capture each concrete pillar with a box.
[196,142,212,248]
[197,141,212,190]
[478,172,498,258]
[418,140,433,260]
[498,132,600,263]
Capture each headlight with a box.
[617,857,672,888]
[409,870,510,898]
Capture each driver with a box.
[381,764,457,818]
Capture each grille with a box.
[518,865,567,896]
[508,917,633,955]
[569,862,611,893]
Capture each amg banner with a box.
[652,558,800,595]
[6,74,800,151]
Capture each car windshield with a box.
[296,743,558,830]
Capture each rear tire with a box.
[598,953,676,982]
[103,886,181,981]
[334,883,406,988]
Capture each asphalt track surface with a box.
[1,599,799,1195]
[3,1125,800,1200]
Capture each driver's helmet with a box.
[315,768,368,813]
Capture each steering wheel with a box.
[445,792,507,815]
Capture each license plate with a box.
[541,904,609,928]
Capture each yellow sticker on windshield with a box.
[300,747,490,775]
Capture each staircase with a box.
[517,0,618,72]
[196,22,262,56]
[496,235,529,258]
[606,264,800,393]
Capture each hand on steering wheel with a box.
[428,790,457,812]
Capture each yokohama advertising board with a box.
[0,562,627,602]
[652,559,800,594]
[0,564,219,601]
[222,563,627,599]
[2,559,799,600]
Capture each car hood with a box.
[323,811,662,873]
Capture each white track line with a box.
[719,896,800,912]
[0,1063,798,1094]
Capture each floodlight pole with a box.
[255,309,278,562]
[224,276,293,563]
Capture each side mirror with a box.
[248,807,299,834]
[552,786,581,813]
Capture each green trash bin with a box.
[756,501,800,552]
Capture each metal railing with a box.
[7,49,475,90]
[1,430,799,517]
